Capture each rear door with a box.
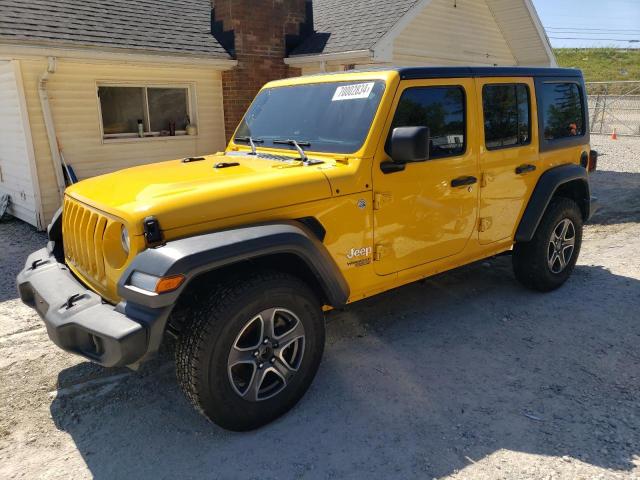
[476,77,540,244]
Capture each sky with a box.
[532,0,640,49]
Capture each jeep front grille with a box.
[62,197,108,285]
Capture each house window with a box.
[387,86,466,159]
[540,82,585,140]
[482,84,531,149]
[98,85,192,139]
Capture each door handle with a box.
[515,164,536,175]
[451,176,477,188]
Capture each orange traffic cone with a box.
[611,128,618,140]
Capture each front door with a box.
[475,77,540,244]
[372,79,479,276]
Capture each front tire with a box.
[175,270,325,431]
[512,197,583,292]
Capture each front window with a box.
[386,86,466,159]
[235,81,386,154]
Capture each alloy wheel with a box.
[227,308,305,401]
[547,218,576,274]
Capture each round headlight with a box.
[120,225,130,254]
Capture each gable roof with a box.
[0,0,231,59]
[292,0,421,56]
[289,0,554,67]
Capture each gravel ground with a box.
[0,134,639,479]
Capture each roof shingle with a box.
[292,0,420,56]
[0,0,230,58]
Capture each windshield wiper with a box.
[234,136,264,155]
[273,139,311,163]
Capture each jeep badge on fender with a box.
[17,67,596,431]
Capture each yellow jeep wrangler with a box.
[18,67,597,430]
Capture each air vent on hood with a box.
[255,153,295,162]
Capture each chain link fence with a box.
[587,81,640,136]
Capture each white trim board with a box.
[0,43,237,70]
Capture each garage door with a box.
[0,60,41,228]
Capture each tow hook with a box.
[31,259,48,270]
[64,293,84,310]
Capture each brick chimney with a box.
[212,0,313,140]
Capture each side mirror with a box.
[391,126,430,164]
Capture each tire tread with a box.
[174,269,322,429]
[513,197,583,292]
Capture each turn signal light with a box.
[155,275,185,293]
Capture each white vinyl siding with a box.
[297,0,540,75]
[393,0,516,66]
[0,60,40,227]
[485,0,553,66]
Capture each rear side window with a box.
[388,86,466,159]
[540,82,585,140]
[482,84,530,149]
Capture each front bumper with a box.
[17,246,153,367]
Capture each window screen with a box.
[388,86,466,159]
[98,87,145,135]
[541,82,585,140]
[482,84,531,149]
[148,88,189,132]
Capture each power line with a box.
[548,36,640,42]
[546,27,640,32]
[546,27,640,34]
[548,31,640,36]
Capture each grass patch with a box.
[554,48,640,82]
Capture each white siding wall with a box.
[486,0,552,66]
[0,60,40,227]
[392,0,516,66]
[18,58,227,224]
[298,0,521,76]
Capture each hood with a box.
[65,153,334,235]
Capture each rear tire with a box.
[175,270,325,431]
[512,197,583,292]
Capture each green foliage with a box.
[554,48,640,82]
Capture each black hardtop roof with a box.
[316,66,583,79]
[398,66,583,80]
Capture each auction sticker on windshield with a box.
[332,82,375,101]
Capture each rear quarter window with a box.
[540,82,585,141]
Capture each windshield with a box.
[235,80,386,154]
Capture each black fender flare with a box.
[515,163,591,243]
[118,221,350,309]
[116,221,350,364]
